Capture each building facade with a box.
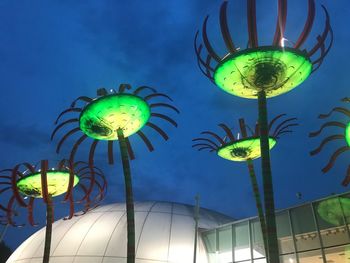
[202,192,350,263]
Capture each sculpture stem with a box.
[43,195,52,263]
[117,128,135,263]
[257,91,279,263]
[246,159,268,259]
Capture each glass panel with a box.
[290,204,321,251]
[298,250,323,263]
[254,258,267,263]
[218,226,232,263]
[315,197,350,247]
[203,230,216,263]
[233,222,251,262]
[251,219,266,258]
[276,211,294,254]
[280,254,297,263]
[325,245,350,263]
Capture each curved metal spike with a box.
[342,165,350,187]
[192,143,216,150]
[144,93,173,102]
[88,140,99,166]
[322,146,349,173]
[319,107,350,119]
[294,0,315,49]
[69,135,88,162]
[202,16,221,62]
[268,114,286,132]
[218,123,235,141]
[133,86,157,96]
[108,141,114,164]
[151,113,177,127]
[309,121,346,137]
[272,117,298,137]
[220,1,236,53]
[192,138,219,148]
[125,137,135,160]
[247,0,258,48]
[311,26,333,73]
[70,96,93,108]
[56,127,81,154]
[194,32,215,75]
[150,103,180,114]
[310,134,344,156]
[63,162,75,202]
[55,108,82,125]
[307,5,331,56]
[118,84,132,93]
[272,0,287,46]
[198,146,215,152]
[137,130,154,152]
[274,123,298,137]
[201,131,225,145]
[275,130,293,138]
[51,118,79,140]
[146,122,169,141]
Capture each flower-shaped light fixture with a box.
[51,84,178,263]
[194,1,332,261]
[0,159,106,262]
[310,98,350,186]
[192,114,297,257]
[195,0,333,99]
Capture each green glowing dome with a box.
[317,197,350,226]
[79,94,151,140]
[217,137,277,162]
[214,46,312,99]
[16,171,79,198]
[345,122,350,147]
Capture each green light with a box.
[214,46,312,99]
[345,122,350,146]
[217,137,277,162]
[317,197,350,226]
[79,94,151,140]
[16,171,79,198]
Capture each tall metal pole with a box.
[117,128,135,263]
[257,91,279,263]
[193,194,200,263]
[43,195,53,263]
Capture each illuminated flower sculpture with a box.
[194,1,332,261]
[0,159,106,263]
[317,197,350,226]
[192,114,297,256]
[310,98,350,186]
[51,84,178,263]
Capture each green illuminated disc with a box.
[217,137,277,162]
[16,171,79,198]
[345,122,350,146]
[317,197,350,226]
[214,46,312,99]
[79,94,151,140]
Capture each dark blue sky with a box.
[1,0,349,249]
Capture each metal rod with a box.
[246,159,268,260]
[257,90,280,263]
[43,195,52,263]
[117,128,135,263]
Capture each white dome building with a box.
[7,201,232,263]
